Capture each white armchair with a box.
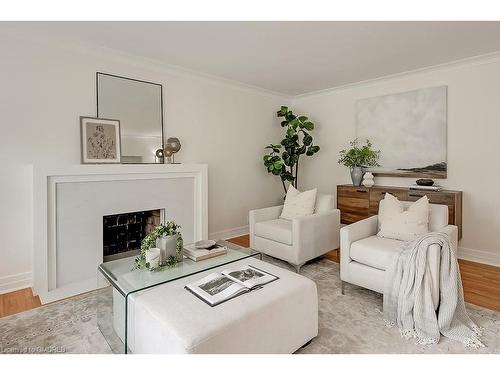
[249,194,340,273]
[340,201,458,308]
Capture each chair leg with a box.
[294,263,304,273]
[341,280,345,295]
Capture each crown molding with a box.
[292,50,500,100]
[2,25,500,101]
[0,26,292,101]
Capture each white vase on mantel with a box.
[362,172,375,187]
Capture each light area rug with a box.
[1,257,499,354]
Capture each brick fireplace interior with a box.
[103,209,162,262]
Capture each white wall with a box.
[292,56,500,266]
[2,27,499,295]
[0,30,289,292]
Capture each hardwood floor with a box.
[460,259,500,312]
[227,234,250,248]
[324,249,340,263]
[0,288,41,318]
[1,235,499,318]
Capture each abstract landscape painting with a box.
[356,86,447,178]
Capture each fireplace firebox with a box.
[103,209,162,262]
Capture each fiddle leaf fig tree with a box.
[263,106,320,193]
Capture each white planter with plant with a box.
[134,221,183,271]
[338,139,381,186]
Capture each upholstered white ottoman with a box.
[125,258,318,353]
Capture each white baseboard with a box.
[458,247,500,267]
[0,272,32,294]
[209,225,249,241]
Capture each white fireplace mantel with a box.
[33,163,208,303]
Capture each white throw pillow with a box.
[377,193,430,241]
[280,185,317,220]
[315,194,334,213]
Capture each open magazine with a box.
[185,265,278,306]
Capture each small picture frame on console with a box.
[80,116,121,164]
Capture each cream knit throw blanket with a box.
[383,232,484,348]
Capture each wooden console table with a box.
[336,184,463,239]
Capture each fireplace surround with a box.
[33,164,208,303]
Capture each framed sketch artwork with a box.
[356,86,447,178]
[80,117,121,163]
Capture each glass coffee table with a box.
[97,240,261,353]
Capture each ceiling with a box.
[8,21,500,96]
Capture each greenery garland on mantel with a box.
[134,221,183,271]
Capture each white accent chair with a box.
[249,194,340,273]
[340,200,458,308]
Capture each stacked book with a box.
[183,243,228,261]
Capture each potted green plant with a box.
[338,139,381,186]
[263,106,320,193]
[134,221,183,271]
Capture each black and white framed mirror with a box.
[96,72,164,163]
